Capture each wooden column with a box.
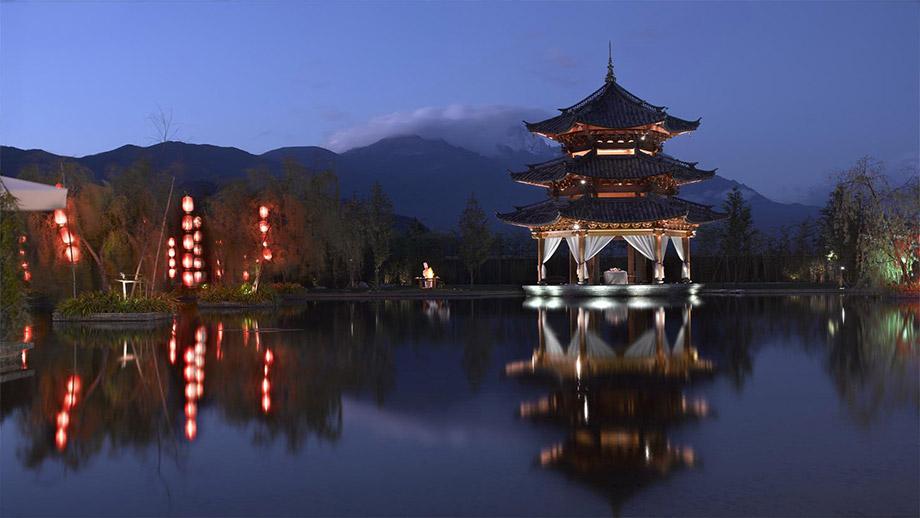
[682,236,692,282]
[627,244,636,284]
[536,237,544,283]
[654,233,664,284]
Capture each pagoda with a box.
[498,45,725,284]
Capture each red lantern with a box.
[59,227,73,245]
[259,220,270,234]
[181,195,194,213]
[193,230,202,243]
[193,216,203,229]
[18,235,27,244]
[23,271,32,282]
[168,268,177,279]
[183,235,194,251]
[167,237,176,247]
[168,258,176,268]
[259,206,269,219]
[182,271,195,287]
[55,428,68,450]
[168,249,176,259]
[63,245,81,263]
[193,258,202,269]
[182,215,194,231]
[265,349,274,365]
[261,394,271,414]
[53,209,67,226]
[262,248,273,261]
[185,419,197,440]
[193,244,203,255]
[182,254,194,269]
[193,271,204,284]
[242,271,250,282]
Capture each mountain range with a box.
[1,138,821,232]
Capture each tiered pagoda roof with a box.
[524,80,700,138]
[497,195,724,229]
[510,150,716,187]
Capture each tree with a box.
[457,194,493,284]
[717,186,758,281]
[148,105,179,143]
[821,157,919,287]
[366,182,394,286]
[0,192,26,338]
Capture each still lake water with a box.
[1,295,917,517]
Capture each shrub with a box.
[197,283,275,304]
[56,291,177,316]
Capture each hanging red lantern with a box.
[182,254,194,269]
[262,248,273,261]
[193,271,204,284]
[259,206,270,219]
[53,209,67,226]
[167,237,176,248]
[182,271,195,287]
[168,248,176,258]
[23,271,32,282]
[193,258,203,269]
[193,244,203,256]
[182,215,194,231]
[242,271,250,282]
[258,220,270,234]
[18,235,27,244]
[168,268,177,279]
[183,235,194,251]
[193,216,203,228]
[181,195,194,213]
[59,227,73,245]
[63,245,81,263]
[193,230,202,243]
[168,258,176,268]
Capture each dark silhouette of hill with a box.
[1,139,820,231]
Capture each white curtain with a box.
[670,237,689,279]
[656,236,667,281]
[623,235,663,281]
[541,237,562,278]
[566,235,614,282]
[565,236,582,281]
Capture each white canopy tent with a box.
[0,176,68,211]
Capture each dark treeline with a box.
[3,155,917,304]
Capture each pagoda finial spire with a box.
[605,41,615,83]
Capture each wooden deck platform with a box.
[523,284,702,298]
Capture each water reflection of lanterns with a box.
[258,220,270,234]
[181,195,194,213]
[261,348,273,414]
[262,248,273,261]
[55,374,82,451]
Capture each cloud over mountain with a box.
[324,104,556,157]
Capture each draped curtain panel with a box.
[669,237,690,279]
[656,236,668,281]
[541,237,562,278]
[565,236,582,281]
[622,235,656,261]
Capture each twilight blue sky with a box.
[2,1,917,204]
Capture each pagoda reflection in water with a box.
[508,297,714,510]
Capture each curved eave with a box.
[496,199,564,228]
[673,197,728,224]
[509,152,717,186]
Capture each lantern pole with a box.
[61,165,77,299]
[149,177,175,296]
